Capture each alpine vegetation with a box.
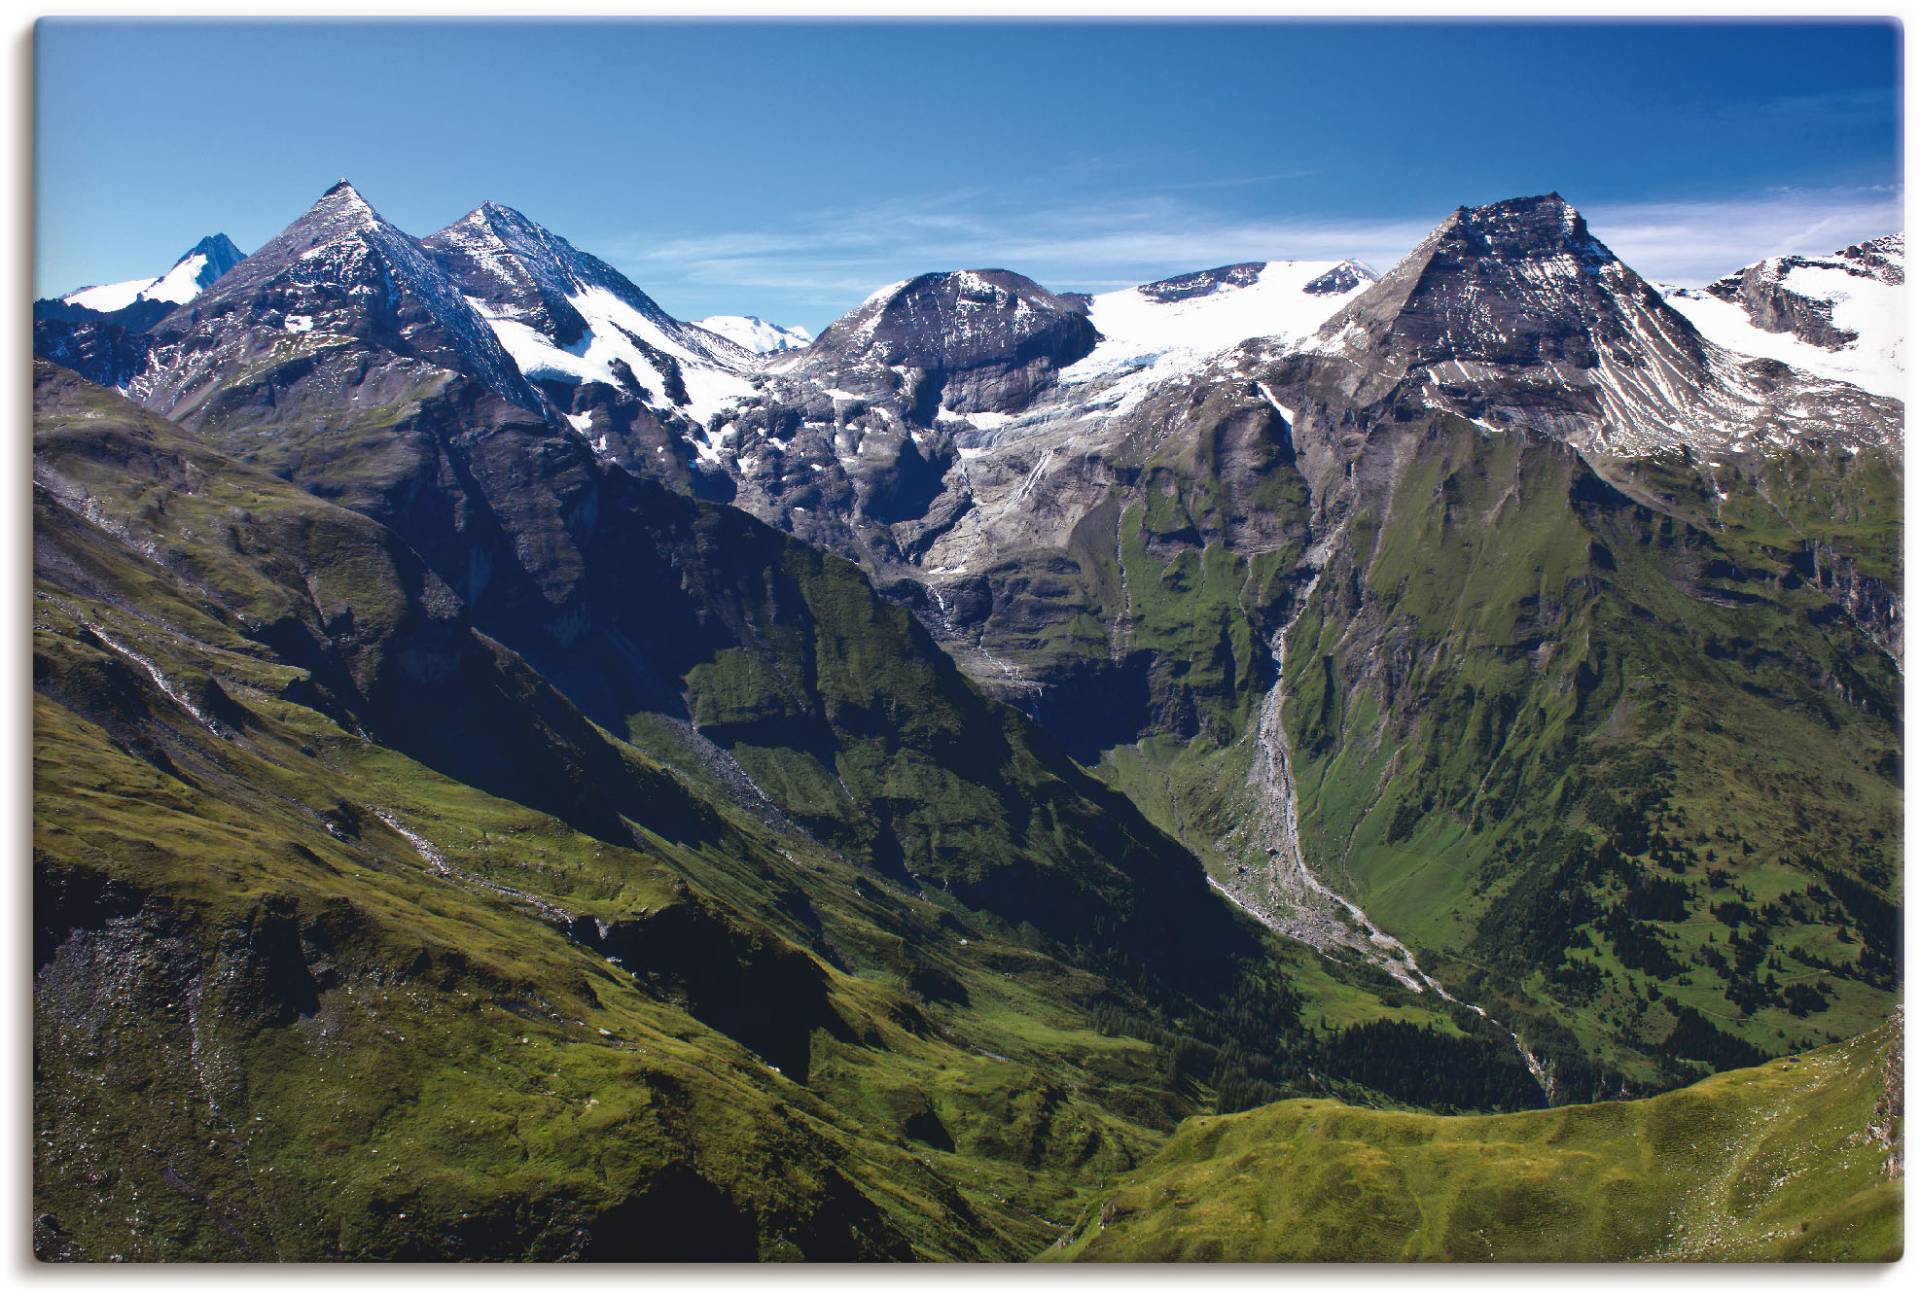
[30,23,1902,1265]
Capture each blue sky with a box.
[35,18,1902,332]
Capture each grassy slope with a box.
[1282,414,1900,1091]
[144,342,1549,1108]
[1052,1014,1902,1262]
[29,366,1173,1259]
[34,362,1494,1259]
[1053,390,1901,1095]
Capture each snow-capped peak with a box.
[126,181,539,416]
[60,233,246,313]
[694,315,813,354]
[424,201,759,425]
[314,179,379,227]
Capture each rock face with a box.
[1663,234,1905,399]
[793,268,1099,418]
[1138,262,1267,303]
[1305,194,1899,457]
[1706,234,1903,349]
[132,181,540,420]
[421,200,764,491]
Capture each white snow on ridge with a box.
[62,277,155,313]
[142,252,214,305]
[694,314,813,354]
[1661,246,1904,401]
[60,238,245,315]
[471,285,758,424]
[1062,261,1375,406]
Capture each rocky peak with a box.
[1304,194,1897,456]
[425,201,603,346]
[183,233,247,275]
[811,269,1093,367]
[800,268,1097,416]
[301,179,383,238]
[1656,231,1905,399]
[1313,192,1671,376]
[1840,233,1904,285]
[1436,192,1608,261]
[1303,260,1375,295]
[132,180,539,415]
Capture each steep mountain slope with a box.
[1192,198,1903,1090]
[53,233,247,313]
[1663,234,1904,400]
[423,202,760,448]
[691,193,1902,1095]
[1054,1013,1903,1261]
[1304,195,1896,456]
[37,358,1539,1261]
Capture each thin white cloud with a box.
[613,183,1902,322]
[1584,187,1904,285]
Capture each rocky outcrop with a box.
[794,269,1098,417]
[1706,234,1905,351]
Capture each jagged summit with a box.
[1310,190,1668,378]
[424,200,758,425]
[302,178,381,229]
[128,180,538,416]
[181,232,245,264]
[55,233,247,315]
[1430,192,1610,264]
[1306,193,1899,455]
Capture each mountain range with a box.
[32,181,1904,1260]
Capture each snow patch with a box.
[694,314,813,354]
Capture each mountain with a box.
[688,192,1902,1096]
[36,183,1563,1261]
[31,180,1905,1261]
[696,314,813,353]
[1663,234,1904,400]
[126,181,540,423]
[1303,194,1896,456]
[785,268,1100,418]
[54,233,247,313]
[1181,195,1903,1088]
[423,201,760,422]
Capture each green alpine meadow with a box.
[27,17,1903,1264]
